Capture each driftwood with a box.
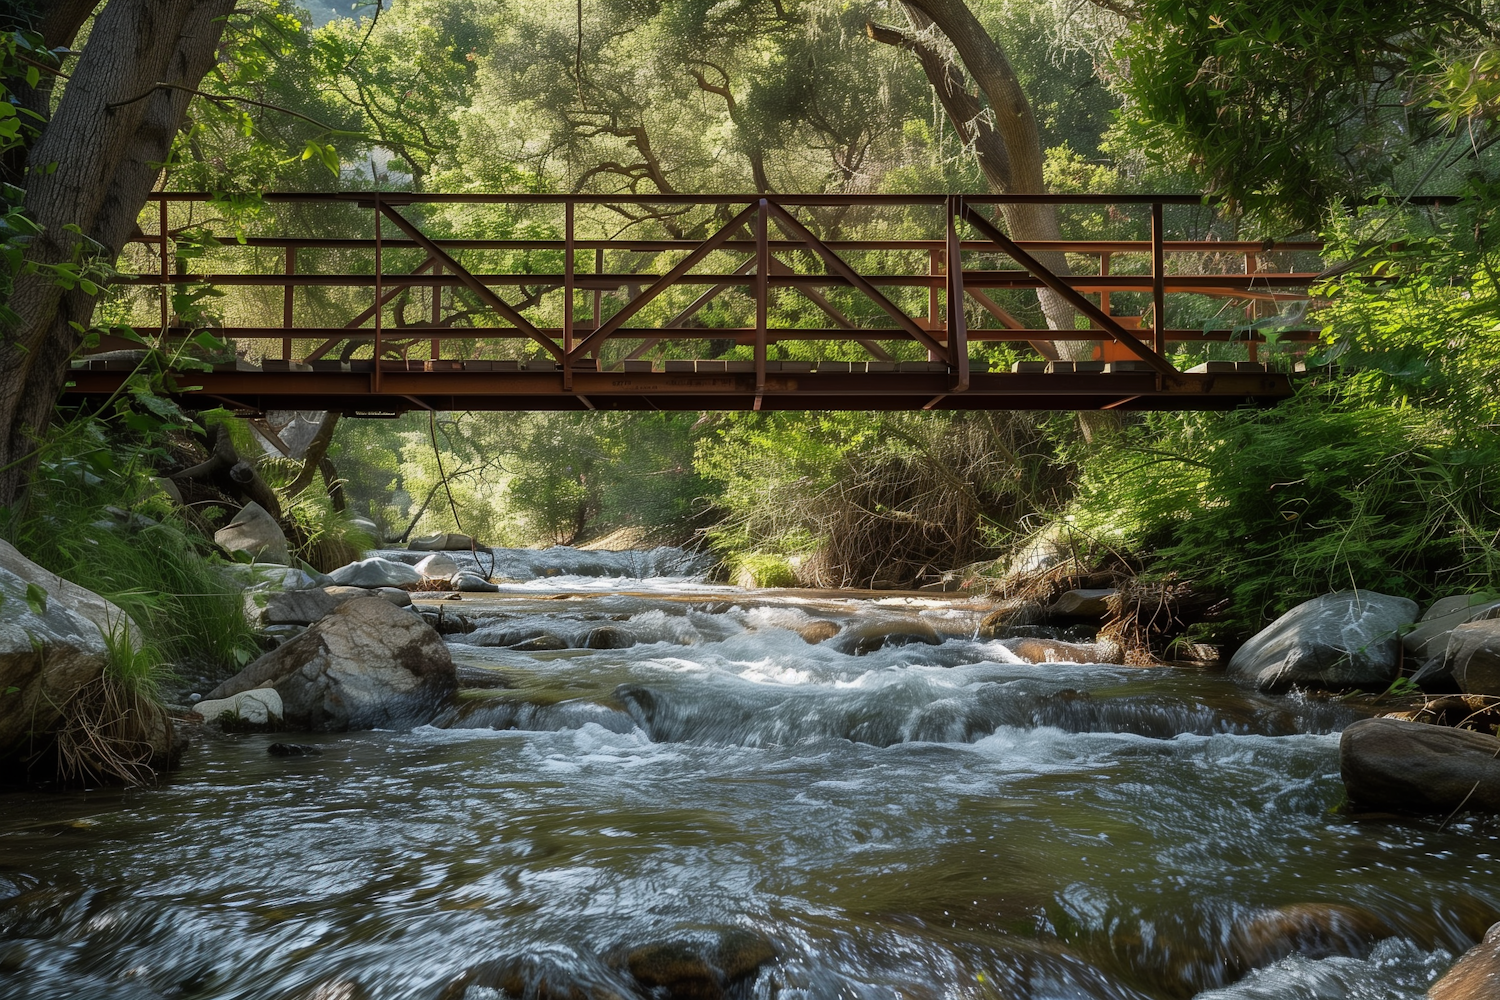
[171,422,282,519]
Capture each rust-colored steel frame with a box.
[79,191,1317,413]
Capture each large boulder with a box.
[1404,595,1500,663]
[0,540,145,755]
[1429,921,1500,999]
[263,586,411,626]
[1448,619,1500,696]
[1226,590,1417,692]
[213,502,290,564]
[1340,717,1500,815]
[326,557,422,589]
[206,597,455,730]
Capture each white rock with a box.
[0,541,152,756]
[193,687,283,726]
[414,553,461,581]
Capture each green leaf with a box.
[24,582,46,616]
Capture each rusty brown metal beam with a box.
[568,201,760,362]
[956,204,1179,378]
[767,202,948,361]
[376,203,562,361]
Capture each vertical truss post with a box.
[928,248,941,362]
[1099,251,1111,319]
[1151,200,1166,356]
[283,246,295,362]
[564,200,575,390]
[1245,251,1260,363]
[158,197,169,332]
[593,247,603,337]
[430,262,442,361]
[755,198,769,400]
[373,193,382,393]
[946,196,969,391]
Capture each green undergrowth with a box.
[2,431,260,681]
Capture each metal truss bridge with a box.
[64,192,1319,414]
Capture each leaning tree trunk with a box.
[0,0,236,508]
[873,1,1093,362]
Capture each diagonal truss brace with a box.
[377,204,562,361]
[569,202,761,364]
[955,204,1179,378]
[767,202,949,362]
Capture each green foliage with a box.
[2,404,259,675]
[696,411,1066,588]
[1062,196,1500,640]
[1109,0,1481,227]
[732,552,798,589]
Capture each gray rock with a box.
[214,502,290,564]
[510,634,568,651]
[408,532,478,551]
[206,597,455,730]
[1429,920,1500,1000]
[263,586,410,625]
[1226,590,1418,692]
[1048,588,1117,618]
[220,562,326,592]
[452,571,499,593]
[1340,717,1500,815]
[347,515,380,538]
[583,625,637,649]
[833,618,942,656]
[1403,594,1500,662]
[1449,619,1500,696]
[193,687,283,726]
[0,540,150,756]
[326,557,422,589]
[413,553,461,581]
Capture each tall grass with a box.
[2,446,260,678]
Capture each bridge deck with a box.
[70,192,1313,414]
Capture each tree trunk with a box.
[873,2,1093,361]
[0,0,236,509]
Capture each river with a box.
[0,547,1494,999]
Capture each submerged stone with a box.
[833,618,941,655]
[622,928,776,1000]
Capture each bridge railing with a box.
[109,192,1322,391]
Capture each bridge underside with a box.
[63,367,1292,414]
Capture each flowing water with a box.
[1,548,1496,1000]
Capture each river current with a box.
[0,547,1495,999]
